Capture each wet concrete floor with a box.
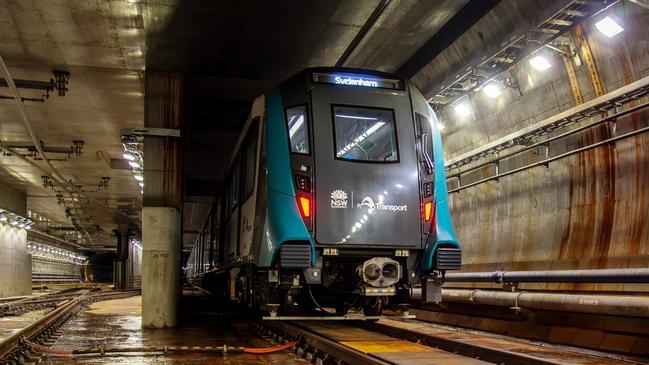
[0,309,48,342]
[40,296,307,364]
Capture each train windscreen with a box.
[286,105,310,154]
[332,105,399,162]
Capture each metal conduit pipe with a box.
[411,288,649,318]
[444,268,649,283]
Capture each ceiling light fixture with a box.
[595,16,624,38]
[134,174,144,181]
[529,55,552,71]
[483,83,502,98]
[122,152,137,161]
[128,161,141,168]
[454,103,472,117]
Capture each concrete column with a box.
[113,229,128,289]
[0,180,31,297]
[141,71,183,327]
[142,207,181,327]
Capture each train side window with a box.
[285,105,310,154]
[332,105,399,162]
[242,128,258,200]
[230,157,240,211]
[415,113,433,162]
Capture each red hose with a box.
[25,340,73,356]
[24,339,296,356]
[244,341,297,354]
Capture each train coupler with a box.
[421,276,443,303]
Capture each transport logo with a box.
[357,196,375,210]
[330,189,348,209]
[357,195,408,212]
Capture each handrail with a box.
[446,74,649,170]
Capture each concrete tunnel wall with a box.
[439,4,649,291]
[0,180,31,297]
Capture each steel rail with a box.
[362,321,560,365]
[448,124,649,193]
[446,74,649,169]
[261,321,391,365]
[446,101,649,181]
[0,290,139,362]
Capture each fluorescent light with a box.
[123,152,136,161]
[139,182,144,187]
[335,114,378,120]
[364,121,385,136]
[336,121,385,157]
[529,55,552,71]
[134,174,143,181]
[128,161,141,168]
[483,83,501,98]
[288,115,304,138]
[595,16,623,38]
[454,103,472,117]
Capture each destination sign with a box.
[312,72,403,90]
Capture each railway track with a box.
[0,287,96,317]
[0,289,140,364]
[260,318,639,365]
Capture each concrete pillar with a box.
[141,71,183,327]
[0,180,31,297]
[113,229,128,289]
[142,207,181,327]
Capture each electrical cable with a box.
[24,339,296,357]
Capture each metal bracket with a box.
[120,127,181,138]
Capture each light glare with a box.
[529,55,552,71]
[595,17,623,38]
[454,103,472,117]
[483,83,502,98]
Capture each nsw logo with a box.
[330,189,348,209]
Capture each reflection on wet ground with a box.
[39,296,306,364]
[0,309,49,341]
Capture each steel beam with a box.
[396,0,500,78]
[335,0,392,67]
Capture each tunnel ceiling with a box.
[0,0,587,250]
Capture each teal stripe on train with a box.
[422,104,460,270]
[256,87,315,268]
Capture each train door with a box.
[310,86,421,247]
[238,119,260,259]
[225,157,240,261]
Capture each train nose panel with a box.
[310,85,422,248]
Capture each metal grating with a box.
[435,247,462,270]
[280,244,312,268]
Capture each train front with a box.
[273,68,461,316]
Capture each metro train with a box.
[186,67,461,317]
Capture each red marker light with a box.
[424,201,433,221]
[298,194,311,219]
